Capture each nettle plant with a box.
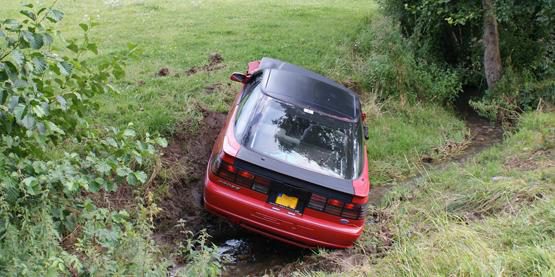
[0,3,167,275]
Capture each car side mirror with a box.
[230,72,247,83]
[363,125,369,140]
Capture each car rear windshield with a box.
[237,93,361,179]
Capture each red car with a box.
[203,58,370,248]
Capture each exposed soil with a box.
[153,108,308,275]
[154,96,504,276]
[186,53,226,76]
[154,109,228,244]
[156,67,170,77]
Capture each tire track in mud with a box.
[155,107,503,276]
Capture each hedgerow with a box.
[0,3,171,275]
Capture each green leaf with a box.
[32,57,47,74]
[135,171,147,184]
[156,137,168,147]
[46,121,65,135]
[13,104,26,120]
[57,61,72,76]
[46,9,64,23]
[21,114,35,129]
[66,42,79,53]
[113,64,125,79]
[32,105,46,118]
[126,173,138,185]
[123,129,136,137]
[21,31,44,49]
[95,162,111,175]
[22,177,39,195]
[20,10,37,21]
[63,180,76,192]
[79,23,89,32]
[11,50,25,65]
[92,178,106,192]
[87,43,98,54]
[56,95,68,111]
[3,19,22,31]
[41,33,54,46]
[105,137,118,147]
[8,96,19,111]
[116,167,130,177]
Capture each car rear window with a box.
[240,96,359,179]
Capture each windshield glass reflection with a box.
[244,99,354,179]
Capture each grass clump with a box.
[365,102,466,182]
[350,112,555,276]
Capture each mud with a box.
[186,53,226,76]
[154,108,309,276]
[156,67,170,77]
[155,101,504,276]
[154,109,228,244]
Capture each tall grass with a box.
[352,112,555,276]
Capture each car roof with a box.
[256,57,360,121]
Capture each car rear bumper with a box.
[203,175,363,249]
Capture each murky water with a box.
[215,233,308,276]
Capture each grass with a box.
[2,0,474,274]
[2,0,378,134]
[1,0,467,183]
[365,102,466,182]
[325,112,555,276]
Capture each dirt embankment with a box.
[154,109,228,244]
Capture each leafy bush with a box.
[379,0,555,115]
[352,16,461,104]
[0,3,169,275]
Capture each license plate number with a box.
[275,193,298,209]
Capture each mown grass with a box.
[2,0,377,134]
[326,112,555,276]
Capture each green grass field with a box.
[1,0,484,275]
[2,0,466,182]
[2,0,378,134]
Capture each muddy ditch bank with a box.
[152,109,307,276]
[153,108,503,276]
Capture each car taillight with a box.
[211,152,237,181]
[236,169,254,187]
[307,194,326,211]
[211,151,271,194]
[325,198,343,216]
[308,193,368,220]
[252,176,271,194]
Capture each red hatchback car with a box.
[203,58,371,248]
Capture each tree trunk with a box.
[482,0,502,89]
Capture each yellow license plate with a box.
[275,193,298,209]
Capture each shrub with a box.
[0,3,169,275]
[379,0,555,115]
[352,16,461,104]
